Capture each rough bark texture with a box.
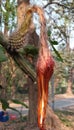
[17,0,39,47]
[44,105,72,130]
[17,0,29,5]
[17,2,39,126]
[28,78,38,126]
[17,0,30,27]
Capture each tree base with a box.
[44,105,72,130]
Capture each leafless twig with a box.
[43,2,70,9]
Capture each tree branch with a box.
[0,32,36,82]
[43,2,70,9]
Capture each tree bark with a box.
[66,78,73,95]
[17,0,30,27]
[45,105,70,130]
[28,78,38,126]
[12,1,39,125]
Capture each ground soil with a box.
[0,94,74,130]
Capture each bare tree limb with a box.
[43,2,70,9]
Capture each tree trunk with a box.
[17,1,39,126]
[45,105,70,130]
[66,67,74,95]
[28,78,38,126]
[17,0,30,27]
[66,78,73,96]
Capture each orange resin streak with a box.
[32,6,55,129]
[37,48,54,129]
[26,6,55,130]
